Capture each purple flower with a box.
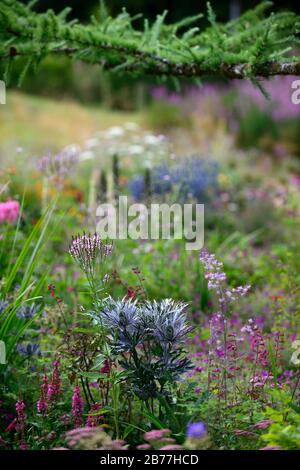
[47,360,61,401]
[72,385,84,427]
[187,422,206,439]
[200,250,251,303]
[15,400,27,449]
[69,232,113,278]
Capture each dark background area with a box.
[22,0,300,23]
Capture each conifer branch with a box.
[0,0,299,85]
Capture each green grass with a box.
[0,91,146,153]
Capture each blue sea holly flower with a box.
[128,176,146,200]
[0,300,9,315]
[17,343,42,357]
[16,304,40,320]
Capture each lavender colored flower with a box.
[187,422,206,439]
[37,145,80,188]
[69,232,113,279]
[200,250,251,303]
[237,76,300,121]
[200,250,227,293]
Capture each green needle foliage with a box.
[0,0,299,87]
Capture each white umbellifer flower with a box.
[85,138,99,149]
[64,144,81,155]
[144,134,161,145]
[291,340,300,365]
[125,122,140,131]
[79,150,94,161]
[106,126,124,138]
[128,144,144,155]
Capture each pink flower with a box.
[100,359,111,374]
[37,373,48,415]
[136,444,152,450]
[5,418,17,432]
[72,386,84,427]
[37,399,48,415]
[60,413,71,426]
[15,400,27,449]
[234,429,256,436]
[254,419,273,429]
[160,445,183,450]
[0,200,20,224]
[144,429,171,442]
[16,400,26,417]
[86,403,103,427]
[47,360,61,401]
[261,445,282,450]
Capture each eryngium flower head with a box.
[90,297,193,395]
[69,233,113,278]
[143,299,191,344]
[95,298,143,352]
[17,343,41,357]
[0,300,8,316]
[16,303,40,320]
[91,297,191,352]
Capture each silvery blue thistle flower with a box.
[17,342,41,357]
[16,303,40,320]
[143,299,191,345]
[89,297,193,396]
[92,298,143,352]
[0,300,8,316]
